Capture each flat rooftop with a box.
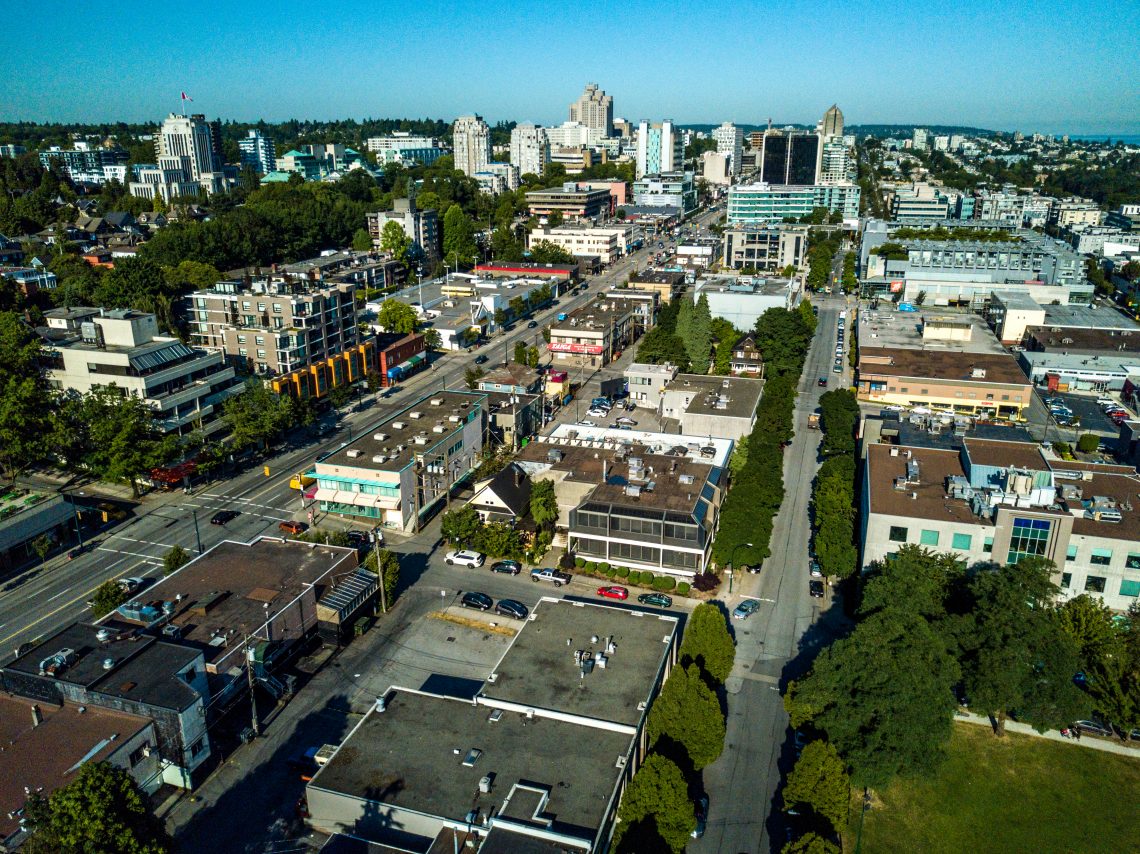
[695,276,795,297]
[482,598,679,727]
[112,538,357,665]
[963,437,1048,471]
[1024,326,1140,354]
[310,687,633,841]
[866,443,992,528]
[1066,472,1140,542]
[859,346,1030,385]
[626,362,679,377]
[1020,351,1140,373]
[318,391,485,474]
[0,695,151,840]
[665,374,764,419]
[554,297,643,329]
[544,423,734,468]
[858,308,1007,354]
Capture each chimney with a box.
[31,704,42,727]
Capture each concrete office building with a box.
[452,114,491,177]
[632,171,696,212]
[820,104,844,138]
[721,224,809,272]
[237,129,275,175]
[37,307,240,435]
[727,181,860,224]
[714,122,744,175]
[660,374,764,440]
[525,185,612,221]
[366,197,440,263]
[312,391,486,530]
[364,133,445,166]
[509,122,549,177]
[568,83,614,137]
[475,162,519,195]
[692,275,799,328]
[129,113,228,198]
[636,120,681,179]
[891,183,952,221]
[702,151,732,185]
[625,362,679,407]
[1052,199,1102,228]
[862,440,1140,612]
[529,224,635,265]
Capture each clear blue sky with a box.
[2,0,1137,135]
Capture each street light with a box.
[728,541,753,594]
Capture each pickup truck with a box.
[530,568,572,587]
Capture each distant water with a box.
[1068,134,1140,144]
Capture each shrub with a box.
[677,582,691,595]
[640,572,655,587]
[560,553,576,570]
[693,572,720,592]
[598,562,610,572]
[585,561,598,572]
[616,566,629,578]
[654,576,676,591]
[574,557,586,568]
[1076,433,1100,453]
[605,565,617,577]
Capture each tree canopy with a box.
[613,753,695,854]
[679,603,736,684]
[646,664,726,770]
[783,740,850,832]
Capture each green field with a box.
[849,723,1140,854]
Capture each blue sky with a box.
[2,0,1137,134]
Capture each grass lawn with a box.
[847,723,1140,854]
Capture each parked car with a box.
[446,549,485,568]
[733,599,761,619]
[531,567,572,586]
[1074,719,1113,737]
[577,420,598,427]
[691,795,709,839]
[279,520,308,535]
[809,560,823,578]
[211,509,239,525]
[587,407,609,417]
[461,591,493,611]
[809,579,825,598]
[590,398,612,410]
[616,416,637,426]
[495,599,529,619]
[596,585,629,600]
[490,560,521,575]
[637,592,673,608]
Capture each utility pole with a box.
[245,634,260,737]
[372,526,388,615]
[192,509,203,553]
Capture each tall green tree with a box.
[220,380,297,451]
[783,740,850,832]
[379,220,412,268]
[440,505,480,544]
[679,603,736,684]
[0,312,53,480]
[442,204,478,268]
[647,664,726,769]
[783,833,840,854]
[375,299,419,334]
[613,753,695,854]
[529,479,558,529]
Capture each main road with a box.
[0,207,722,657]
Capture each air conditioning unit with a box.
[346,449,363,458]
[430,398,445,406]
[409,411,422,419]
[391,421,406,429]
[373,433,389,441]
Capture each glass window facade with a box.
[1085,576,1106,593]
[1126,553,1140,570]
[1006,517,1050,564]
[1090,548,1112,566]
[1121,579,1140,598]
[920,529,940,546]
[889,526,908,542]
[952,533,972,551]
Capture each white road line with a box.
[46,589,70,602]
[97,547,163,563]
[107,534,178,549]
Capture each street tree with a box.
[463,366,484,390]
[89,580,130,619]
[362,548,400,608]
[679,603,736,684]
[646,664,726,770]
[32,534,53,567]
[526,345,540,368]
[379,220,412,268]
[162,545,190,576]
[529,479,558,529]
[783,740,850,831]
[22,762,173,854]
[221,380,297,451]
[1058,594,1123,671]
[375,299,419,334]
[528,240,575,264]
[513,340,527,364]
[783,832,840,854]
[440,505,481,545]
[613,753,695,854]
[0,312,53,480]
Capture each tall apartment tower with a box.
[912,128,930,151]
[568,83,614,137]
[452,115,491,177]
[155,113,223,181]
[238,129,276,175]
[509,123,550,177]
[713,122,745,175]
[636,120,681,179]
[820,104,844,139]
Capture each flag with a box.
[181,92,193,102]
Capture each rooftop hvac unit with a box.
[432,424,446,433]
[372,455,386,464]
[971,367,987,378]
[392,421,407,429]
[373,432,389,441]
[409,411,422,419]
[346,449,363,458]
[678,473,695,485]
[449,415,462,423]
[414,434,430,445]
[625,484,641,498]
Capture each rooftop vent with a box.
[430,397,445,405]
[373,432,389,441]
[678,473,695,485]
[971,367,987,378]
[346,449,363,459]
[432,424,446,433]
[372,455,387,464]
[409,411,422,419]
[391,421,407,430]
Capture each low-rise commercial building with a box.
[862,440,1140,612]
[373,331,427,387]
[547,297,650,368]
[660,374,764,440]
[627,270,684,303]
[38,307,241,435]
[691,275,798,329]
[632,171,696,212]
[625,362,678,408]
[473,261,578,284]
[312,391,486,530]
[721,224,809,271]
[529,224,634,265]
[525,185,611,222]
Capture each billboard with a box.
[547,342,604,355]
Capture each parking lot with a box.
[543,347,676,434]
[1037,390,1130,435]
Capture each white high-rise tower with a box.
[452,115,491,177]
[713,122,744,176]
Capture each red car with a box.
[596,585,629,600]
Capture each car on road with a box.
[637,592,673,608]
[531,567,572,586]
[691,795,709,839]
[832,364,842,373]
[461,591,494,611]
[446,549,485,568]
[817,377,827,387]
[587,407,609,417]
[474,354,488,365]
[211,510,240,525]
[495,599,529,620]
[809,579,825,598]
[279,520,308,535]
[596,585,629,600]
[733,599,761,619]
[490,560,521,575]
[527,320,538,328]
[809,560,823,578]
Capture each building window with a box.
[1067,544,1078,562]
[255,336,265,346]
[1090,548,1112,566]
[1006,517,1050,564]
[242,301,251,310]
[1125,553,1140,570]
[257,302,266,311]
[237,335,246,344]
[1061,573,1072,590]
[190,738,207,758]
[920,529,940,546]
[239,349,248,357]
[257,350,266,359]
[983,536,993,553]
[128,743,151,767]
[1121,580,1140,598]
[1084,576,1106,593]
[952,533,972,551]
[888,526,908,543]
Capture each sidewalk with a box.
[955,711,1140,757]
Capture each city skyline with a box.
[1,0,1138,135]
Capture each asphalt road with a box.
[693,296,853,853]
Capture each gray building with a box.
[722,224,809,271]
[366,197,440,264]
[660,374,764,440]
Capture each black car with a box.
[474,354,488,365]
[461,591,494,611]
[495,599,529,620]
[809,580,825,598]
[211,510,239,525]
[818,377,828,387]
[527,320,538,329]
[490,560,521,575]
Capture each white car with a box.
[445,550,485,568]
[587,407,609,417]
[578,420,597,427]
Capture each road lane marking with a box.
[97,547,164,562]
[106,534,178,549]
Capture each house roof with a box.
[472,464,532,517]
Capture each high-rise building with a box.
[155,113,223,182]
[636,120,682,179]
[819,138,855,185]
[509,123,550,177]
[452,115,491,177]
[912,128,930,151]
[759,131,821,186]
[820,104,844,138]
[568,83,613,137]
[238,130,275,175]
[713,123,744,176]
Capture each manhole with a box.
[446,636,456,643]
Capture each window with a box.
[128,743,151,767]
[273,303,282,313]
[1067,544,1078,562]
[256,350,266,359]
[952,533,972,550]
[983,536,993,553]
[1006,517,1050,564]
[238,348,248,357]
[1090,548,1112,566]
[190,738,207,758]
[255,336,265,346]
[1061,573,1072,590]
[1084,576,1106,593]
[920,529,940,546]
[241,301,251,310]
[1126,553,1140,570]
[257,302,266,311]
[888,526,908,543]
[237,335,246,344]
[1120,579,1140,597]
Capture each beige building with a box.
[530,224,636,265]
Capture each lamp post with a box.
[728,541,752,594]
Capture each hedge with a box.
[654,576,676,591]
[575,557,586,568]
[616,566,629,578]
[677,582,691,595]
[598,562,610,572]
[585,561,598,572]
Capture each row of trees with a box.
[614,604,735,852]
[805,230,842,293]
[812,389,861,579]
